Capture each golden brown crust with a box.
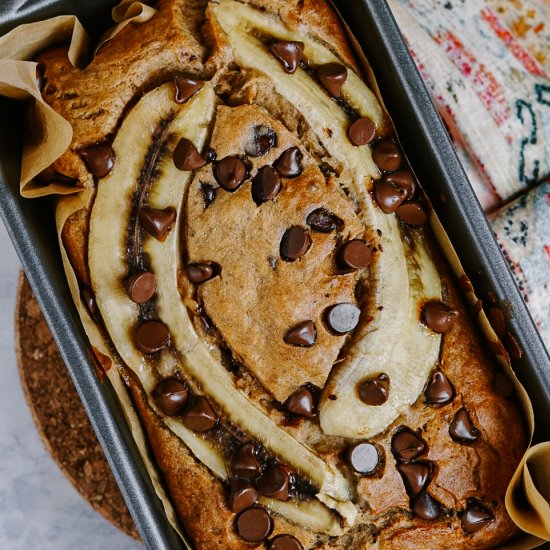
[38,0,527,548]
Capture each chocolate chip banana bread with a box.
[34,0,527,548]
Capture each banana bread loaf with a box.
[34,0,527,547]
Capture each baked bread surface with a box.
[36,0,527,548]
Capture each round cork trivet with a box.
[15,272,140,541]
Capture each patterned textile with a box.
[389,0,550,210]
[389,0,550,348]
[490,181,550,347]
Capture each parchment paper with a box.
[0,0,548,547]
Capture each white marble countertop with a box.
[0,223,141,550]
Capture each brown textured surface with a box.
[186,104,365,402]
[15,272,139,542]
[35,0,528,548]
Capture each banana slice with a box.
[211,0,442,438]
[88,82,356,532]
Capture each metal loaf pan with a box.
[0,1,548,549]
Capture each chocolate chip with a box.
[270,41,304,74]
[245,125,276,157]
[228,479,259,513]
[384,169,416,199]
[280,226,311,261]
[284,320,317,347]
[186,263,216,284]
[200,183,216,208]
[449,407,479,443]
[396,201,428,226]
[230,444,262,480]
[348,117,376,146]
[124,272,156,303]
[252,166,281,204]
[422,301,458,333]
[391,428,426,461]
[285,387,315,417]
[411,492,441,520]
[256,466,289,501]
[80,287,98,315]
[358,373,390,406]
[153,378,188,416]
[347,442,379,474]
[318,63,348,98]
[425,370,454,405]
[462,501,495,533]
[492,371,514,398]
[269,534,303,550]
[372,140,402,172]
[306,208,344,233]
[80,144,115,178]
[274,147,303,178]
[134,320,170,354]
[174,76,204,104]
[324,303,361,335]
[397,462,431,496]
[338,239,372,269]
[173,138,206,171]
[181,396,217,432]
[214,156,247,191]
[373,180,406,213]
[139,207,177,240]
[236,507,273,542]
